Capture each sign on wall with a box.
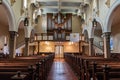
[70,33,80,42]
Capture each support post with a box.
[9,31,17,58]
[24,38,30,56]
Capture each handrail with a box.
[93,41,103,50]
[34,33,70,41]
[16,40,25,49]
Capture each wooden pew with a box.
[0,53,54,80]
[82,57,120,80]
[64,53,120,80]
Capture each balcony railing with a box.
[93,41,104,50]
[34,33,70,41]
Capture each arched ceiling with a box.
[111,5,120,28]
[111,5,120,35]
[94,23,102,37]
[18,21,24,29]
[0,5,9,36]
[0,5,8,27]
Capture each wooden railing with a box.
[34,33,70,41]
[93,41,103,50]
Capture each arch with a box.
[104,0,120,32]
[90,17,103,39]
[16,20,25,49]
[95,17,104,32]
[2,0,16,31]
[17,17,25,32]
[91,17,103,37]
[17,17,34,38]
[82,23,91,38]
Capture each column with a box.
[37,41,40,54]
[24,38,30,56]
[89,38,94,56]
[103,32,111,58]
[9,31,17,58]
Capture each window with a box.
[110,37,113,50]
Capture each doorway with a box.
[55,45,64,59]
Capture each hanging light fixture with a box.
[92,18,97,27]
[24,17,29,26]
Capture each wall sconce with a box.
[0,0,2,4]
[11,0,16,6]
[24,17,29,26]
[92,18,97,27]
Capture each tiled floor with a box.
[47,58,78,80]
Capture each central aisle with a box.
[47,59,78,80]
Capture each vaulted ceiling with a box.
[0,5,8,27]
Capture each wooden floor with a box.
[47,58,78,80]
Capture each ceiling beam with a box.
[36,0,58,2]
[61,0,83,3]
[61,6,79,10]
[42,11,77,14]
[41,6,59,9]
[41,6,79,10]
[36,0,83,3]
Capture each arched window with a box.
[110,37,113,50]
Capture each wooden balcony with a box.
[34,33,70,42]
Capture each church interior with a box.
[0,0,120,80]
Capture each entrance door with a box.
[55,45,64,58]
